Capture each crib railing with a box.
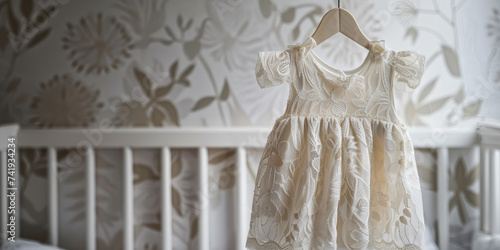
[474,122,500,249]
[0,124,481,250]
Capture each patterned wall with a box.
[1,0,499,249]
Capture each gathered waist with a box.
[275,113,407,130]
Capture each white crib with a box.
[0,122,496,250]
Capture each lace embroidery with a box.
[390,50,426,92]
[255,50,291,89]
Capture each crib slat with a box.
[123,147,133,250]
[161,147,172,250]
[1,150,6,245]
[490,149,500,234]
[86,147,96,250]
[480,145,490,233]
[236,147,247,250]
[48,147,58,246]
[437,147,449,250]
[198,147,209,250]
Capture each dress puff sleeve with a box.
[255,50,291,89]
[391,50,426,92]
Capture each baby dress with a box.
[245,37,426,250]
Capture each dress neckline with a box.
[306,36,384,80]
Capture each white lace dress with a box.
[245,37,426,250]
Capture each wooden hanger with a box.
[310,0,384,53]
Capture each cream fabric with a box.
[246,37,426,250]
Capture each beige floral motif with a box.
[268,151,283,168]
[488,8,500,46]
[208,148,237,190]
[202,16,255,71]
[112,60,193,127]
[357,198,369,212]
[112,101,149,127]
[113,0,167,44]
[62,13,133,74]
[321,77,349,101]
[29,74,102,128]
[326,136,336,149]
[332,100,347,116]
[278,141,299,163]
[349,228,369,249]
[256,50,291,88]
[449,157,479,224]
[487,8,500,83]
[18,148,50,243]
[389,0,420,27]
[403,244,421,250]
[376,191,389,206]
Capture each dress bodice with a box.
[255,37,426,126]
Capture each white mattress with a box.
[1,239,66,250]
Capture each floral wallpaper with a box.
[0,0,499,249]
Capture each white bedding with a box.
[1,239,66,250]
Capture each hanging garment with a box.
[246,36,426,250]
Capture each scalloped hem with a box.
[245,237,422,250]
